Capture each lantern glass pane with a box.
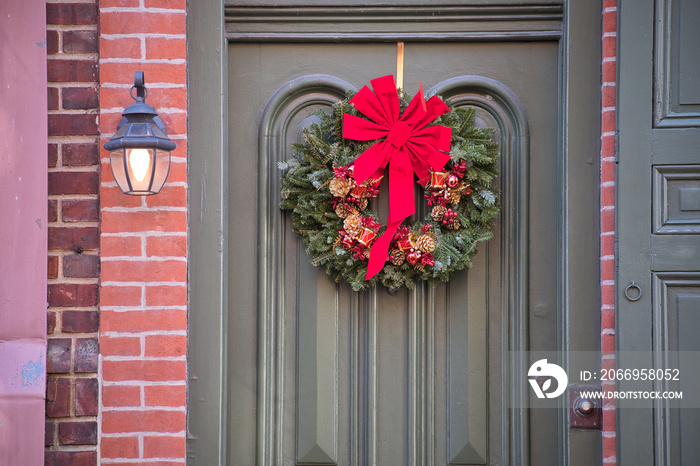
[110,149,130,192]
[125,148,155,193]
[150,149,171,194]
[125,122,151,137]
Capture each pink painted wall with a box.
[0,1,48,464]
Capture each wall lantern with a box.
[104,71,176,195]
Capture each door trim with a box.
[224,3,564,42]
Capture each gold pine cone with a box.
[447,188,461,205]
[431,205,447,221]
[416,234,436,253]
[329,177,352,198]
[335,204,351,218]
[390,249,406,266]
[343,214,364,237]
[447,219,461,230]
[357,198,368,211]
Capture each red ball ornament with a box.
[447,174,460,188]
[341,235,354,248]
[407,250,422,265]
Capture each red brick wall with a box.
[601,0,617,464]
[98,0,187,463]
[46,1,101,464]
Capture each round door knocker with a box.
[624,281,642,301]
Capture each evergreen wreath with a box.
[280,82,500,291]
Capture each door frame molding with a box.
[187,1,602,464]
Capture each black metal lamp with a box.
[104,71,176,195]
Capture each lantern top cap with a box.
[104,70,176,153]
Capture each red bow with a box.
[343,75,452,279]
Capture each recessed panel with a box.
[447,254,488,465]
[653,165,700,234]
[654,0,700,127]
[653,274,700,466]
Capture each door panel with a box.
[618,0,700,463]
[227,42,557,465]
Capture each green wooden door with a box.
[618,0,700,464]
[187,2,603,465]
[226,41,550,465]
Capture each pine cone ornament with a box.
[447,219,461,230]
[343,214,363,238]
[390,249,406,266]
[335,203,351,218]
[357,198,368,211]
[329,177,352,198]
[447,188,461,205]
[416,234,436,253]
[431,205,447,221]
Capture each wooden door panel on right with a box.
[619,0,700,463]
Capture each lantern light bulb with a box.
[129,148,151,182]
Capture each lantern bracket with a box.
[130,71,148,102]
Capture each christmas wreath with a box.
[280,75,500,291]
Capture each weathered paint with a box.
[0,0,48,464]
[0,342,45,393]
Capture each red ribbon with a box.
[343,75,452,279]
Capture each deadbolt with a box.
[569,385,602,430]
[574,398,595,417]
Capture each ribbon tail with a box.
[365,149,415,280]
[388,149,416,222]
[365,222,399,280]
